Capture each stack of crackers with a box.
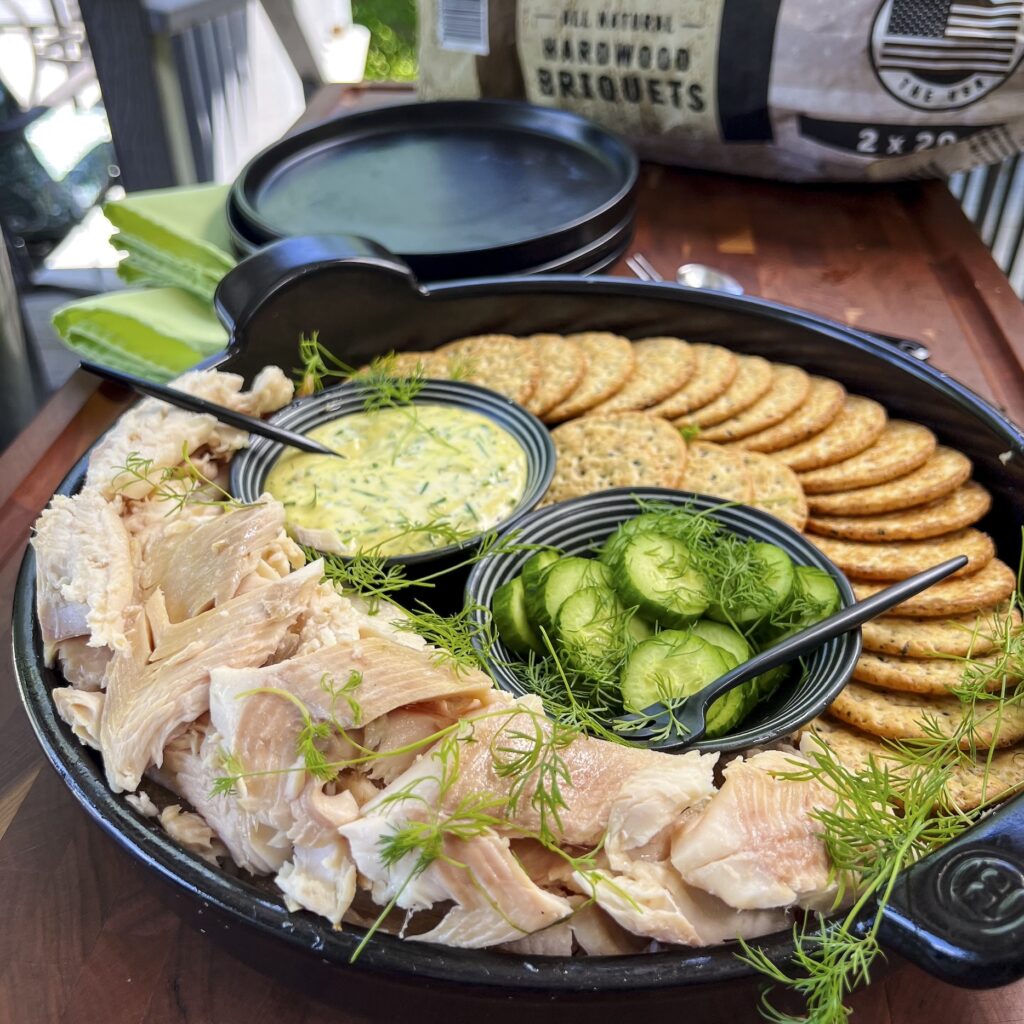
[380,332,1024,807]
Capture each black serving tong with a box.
[625,555,968,749]
[81,361,339,457]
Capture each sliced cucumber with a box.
[708,541,795,627]
[794,566,842,618]
[619,630,730,713]
[626,612,654,644]
[688,620,751,664]
[556,585,630,677]
[522,550,561,601]
[614,533,710,628]
[752,664,790,703]
[756,564,843,645]
[492,577,542,655]
[528,557,614,635]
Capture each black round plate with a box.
[230,101,638,280]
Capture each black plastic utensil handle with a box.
[80,361,338,457]
[628,555,968,748]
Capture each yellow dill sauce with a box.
[264,404,528,556]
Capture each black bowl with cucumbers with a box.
[466,488,861,753]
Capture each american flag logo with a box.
[876,0,1023,77]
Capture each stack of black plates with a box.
[228,100,638,281]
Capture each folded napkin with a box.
[53,286,227,382]
[104,183,236,302]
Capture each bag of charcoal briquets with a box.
[417,0,1024,181]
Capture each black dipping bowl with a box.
[229,379,555,582]
[466,488,860,753]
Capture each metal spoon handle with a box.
[81,361,339,457]
[631,555,968,749]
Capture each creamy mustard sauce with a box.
[264,404,528,556]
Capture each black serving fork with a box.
[622,555,968,750]
[81,361,341,457]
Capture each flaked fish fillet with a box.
[363,707,455,784]
[86,366,293,499]
[53,686,105,749]
[32,489,135,662]
[141,502,303,622]
[577,861,788,946]
[55,637,112,691]
[100,562,319,792]
[671,749,837,911]
[159,804,226,866]
[163,724,294,875]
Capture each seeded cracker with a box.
[701,364,811,443]
[827,682,1024,748]
[524,335,587,417]
[734,377,847,453]
[807,528,994,581]
[676,354,773,429]
[806,447,971,516]
[799,717,1024,811]
[648,344,738,419]
[544,333,635,422]
[771,396,887,471]
[587,337,694,414]
[541,413,686,505]
[806,482,992,541]
[736,450,808,531]
[437,334,540,404]
[798,420,936,494]
[679,441,754,504]
[852,558,1017,617]
[852,650,1013,696]
[366,350,452,378]
[861,606,1020,658]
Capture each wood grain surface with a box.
[3,92,1024,1022]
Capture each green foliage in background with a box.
[354,0,418,81]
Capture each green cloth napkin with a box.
[104,183,236,302]
[53,287,228,382]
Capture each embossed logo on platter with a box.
[870,0,1024,111]
[939,851,1024,931]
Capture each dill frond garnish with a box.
[395,601,496,675]
[111,442,242,514]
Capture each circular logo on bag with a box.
[870,0,1024,111]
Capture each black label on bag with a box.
[716,0,784,141]
[798,115,1003,155]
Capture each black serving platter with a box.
[14,233,1024,1008]
[229,101,638,280]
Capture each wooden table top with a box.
[3,147,1024,1022]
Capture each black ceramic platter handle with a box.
[228,100,639,281]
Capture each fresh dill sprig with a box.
[111,442,242,514]
[395,601,496,675]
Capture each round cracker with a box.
[543,333,636,423]
[700,364,811,443]
[648,344,738,418]
[862,606,1021,658]
[736,450,807,531]
[807,528,994,581]
[852,650,1012,696]
[524,335,587,417]
[733,377,847,453]
[587,337,694,415]
[380,350,453,379]
[805,482,992,542]
[798,421,936,494]
[827,681,1024,748]
[806,447,971,516]
[799,717,1024,811]
[852,558,1018,618]
[771,396,887,471]
[541,414,686,505]
[676,354,773,429]
[437,334,539,404]
[679,441,754,504]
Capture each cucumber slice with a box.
[753,664,790,703]
[614,533,710,628]
[708,541,795,627]
[626,612,654,643]
[704,684,749,738]
[619,630,730,713]
[794,566,842,618]
[689,620,751,664]
[556,585,630,677]
[527,557,614,635]
[492,577,543,655]
[756,564,843,645]
[522,550,561,601]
